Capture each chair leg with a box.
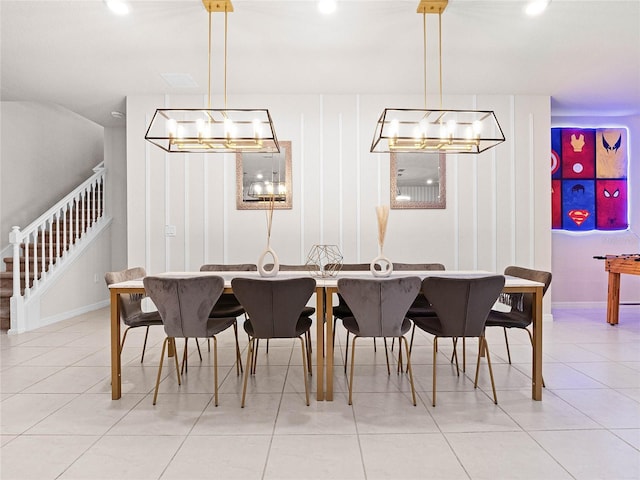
[207,338,211,353]
[153,337,169,405]
[451,338,460,376]
[213,336,219,407]
[391,337,395,351]
[526,328,546,387]
[409,323,416,353]
[299,336,310,406]
[141,326,150,363]
[373,337,376,352]
[195,338,203,361]
[474,336,498,404]
[120,326,131,354]
[252,339,259,374]
[241,338,254,408]
[397,337,404,374]
[383,337,391,375]
[348,336,358,405]
[401,336,417,406]
[432,337,438,407]
[305,331,313,376]
[266,339,269,354]
[463,337,466,373]
[232,322,243,375]
[503,327,512,364]
[181,338,189,375]
[172,338,181,386]
[344,331,350,375]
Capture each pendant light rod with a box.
[438,11,443,109]
[224,7,229,109]
[208,11,212,109]
[423,12,427,110]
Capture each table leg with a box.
[532,286,543,401]
[607,272,620,325]
[325,288,334,401]
[110,290,122,400]
[316,287,325,401]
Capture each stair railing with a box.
[9,162,106,303]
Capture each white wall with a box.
[104,126,128,271]
[551,114,640,306]
[0,102,104,252]
[126,92,552,313]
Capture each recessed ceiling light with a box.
[525,0,550,16]
[318,0,337,15]
[160,73,198,88]
[105,1,129,15]
[111,111,126,119]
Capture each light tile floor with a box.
[1,306,639,479]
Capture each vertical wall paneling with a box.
[184,156,190,270]
[338,113,344,253]
[127,93,552,303]
[203,156,209,263]
[355,95,361,261]
[528,113,536,266]
[144,115,151,273]
[319,95,325,244]
[300,113,306,261]
[223,153,229,263]
[509,95,517,265]
[164,153,170,272]
[452,156,459,269]
[491,147,497,273]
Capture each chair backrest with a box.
[337,277,421,337]
[393,263,445,271]
[200,264,257,272]
[503,266,552,318]
[263,263,319,271]
[326,263,370,271]
[143,276,224,338]
[105,267,147,324]
[231,277,315,338]
[422,275,505,337]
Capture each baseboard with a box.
[38,299,109,329]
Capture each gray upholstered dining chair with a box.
[231,277,316,407]
[143,275,241,406]
[414,275,505,406]
[105,267,163,363]
[486,266,552,386]
[337,276,421,406]
[253,264,317,372]
[178,263,255,374]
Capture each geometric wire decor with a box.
[145,0,279,154]
[371,0,505,154]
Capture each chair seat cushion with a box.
[243,316,312,338]
[332,303,352,319]
[485,310,531,329]
[342,316,412,337]
[210,304,246,318]
[207,316,238,337]
[302,306,315,317]
[125,311,164,328]
[407,305,437,318]
[412,316,446,337]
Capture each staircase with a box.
[1,163,106,331]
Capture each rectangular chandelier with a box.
[145,108,280,154]
[371,108,505,154]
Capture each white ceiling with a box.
[2,0,639,128]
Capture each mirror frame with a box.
[390,152,446,209]
[236,140,292,210]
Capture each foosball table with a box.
[596,254,640,325]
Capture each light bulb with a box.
[473,120,482,134]
[525,0,550,16]
[106,1,129,15]
[196,118,205,137]
[278,184,286,194]
[253,119,262,139]
[167,119,177,137]
[318,0,337,15]
[390,119,400,138]
[447,120,456,135]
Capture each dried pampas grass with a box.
[376,205,389,249]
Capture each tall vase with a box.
[258,241,280,277]
[370,245,393,277]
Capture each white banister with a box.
[9,163,106,330]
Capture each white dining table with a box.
[108,270,545,402]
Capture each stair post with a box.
[9,226,25,333]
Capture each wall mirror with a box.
[390,152,446,209]
[236,140,292,210]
